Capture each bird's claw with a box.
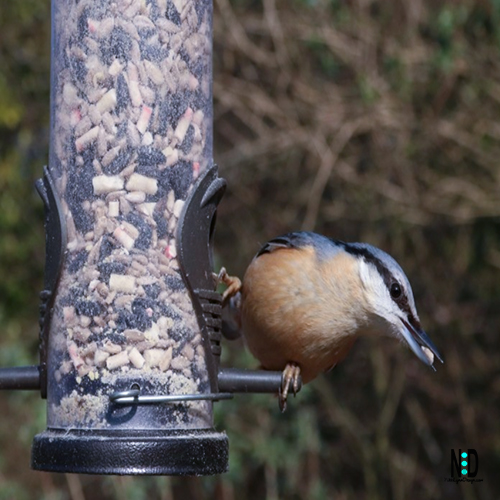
[215,267,242,306]
[279,362,301,412]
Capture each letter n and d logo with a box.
[451,449,478,478]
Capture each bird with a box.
[218,231,443,411]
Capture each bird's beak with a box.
[400,318,443,369]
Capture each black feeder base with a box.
[31,428,228,475]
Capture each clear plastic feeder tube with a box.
[47,0,213,430]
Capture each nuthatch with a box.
[219,231,443,411]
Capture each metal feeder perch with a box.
[0,0,301,475]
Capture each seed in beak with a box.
[421,346,434,365]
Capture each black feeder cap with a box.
[32,429,228,475]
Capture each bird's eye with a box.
[390,282,402,298]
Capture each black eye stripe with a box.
[339,241,413,316]
[340,243,394,289]
[392,286,409,310]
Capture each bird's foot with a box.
[279,362,301,412]
[214,267,242,305]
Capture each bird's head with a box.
[345,242,443,369]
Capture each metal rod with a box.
[217,368,302,394]
[110,389,233,405]
[109,367,302,405]
[0,366,41,391]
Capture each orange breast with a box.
[241,246,361,383]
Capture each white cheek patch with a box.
[359,260,387,295]
[358,260,371,290]
[358,260,399,318]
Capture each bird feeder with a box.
[0,0,300,475]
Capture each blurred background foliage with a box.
[0,0,499,498]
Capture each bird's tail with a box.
[221,292,242,340]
